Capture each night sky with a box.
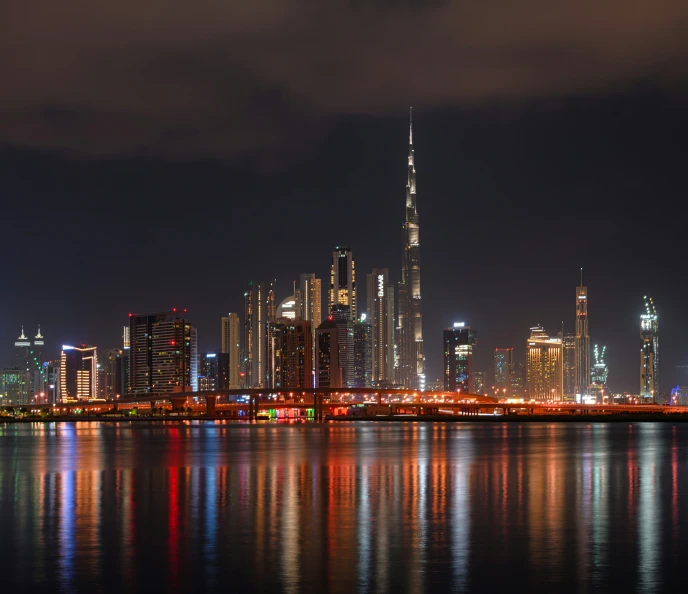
[2,1,687,393]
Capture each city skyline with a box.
[2,109,687,394]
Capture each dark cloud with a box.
[2,0,688,158]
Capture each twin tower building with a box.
[222,111,425,392]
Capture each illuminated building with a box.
[276,295,297,320]
[316,318,342,388]
[295,273,322,373]
[590,344,609,403]
[353,317,373,388]
[60,345,98,401]
[472,371,486,394]
[366,268,395,385]
[640,296,659,401]
[267,320,286,389]
[562,333,576,401]
[574,274,590,397]
[397,108,425,391]
[129,310,198,396]
[511,361,525,398]
[221,313,241,388]
[443,323,477,393]
[330,305,354,387]
[494,348,513,398]
[102,348,122,399]
[329,247,356,321]
[280,321,313,389]
[1,368,21,406]
[671,385,688,406]
[199,353,220,391]
[13,328,31,404]
[244,281,276,388]
[526,326,563,401]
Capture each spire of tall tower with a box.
[409,106,413,145]
[580,267,583,286]
[35,325,43,339]
[19,326,26,340]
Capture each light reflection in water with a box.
[0,421,687,593]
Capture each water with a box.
[0,421,686,593]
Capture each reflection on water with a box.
[0,421,687,593]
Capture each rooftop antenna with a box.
[580,267,583,286]
[409,106,413,144]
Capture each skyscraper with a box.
[353,317,373,388]
[366,268,395,385]
[562,333,576,401]
[329,247,356,321]
[330,305,354,388]
[590,344,609,402]
[316,318,341,388]
[244,281,276,388]
[472,371,486,395]
[640,296,659,401]
[296,273,322,374]
[494,348,513,399]
[397,109,425,390]
[443,323,477,393]
[60,345,98,401]
[574,274,590,397]
[526,326,563,401]
[221,313,241,389]
[280,320,313,389]
[129,310,197,396]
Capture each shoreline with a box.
[2,413,688,424]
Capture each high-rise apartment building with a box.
[397,109,425,391]
[1,368,22,406]
[366,268,395,385]
[562,333,576,401]
[280,321,313,389]
[472,371,486,395]
[316,318,342,388]
[526,326,563,401]
[329,247,356,321]
[590,344,609,402]
[575,276,590,397]
[102,348,122,400]
[353,318,373,388]
[330,305,354,388]
[640,296,659,401]
[494,348,513,399]
[295,273,322,372]
[443,323,477,393]
[129,310,198,396]
[60,345,98,401]
[221,313,241,389]
[511,362,525,399]
[244,281,276,388]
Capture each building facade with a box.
[443,323,477,393]
[221,313,241,389]
[494,348,513,399]
[329,247,356,321]
[472,371,486,395]
[397,109,425,391]
[244,281,276,388]
[366,268,395,385]
[316,318,341,389]
[129,310,198,396]
[296,273,322,373]
[280,321,313,389]
[353,319,373,388]
[562,333,576,401]
[640,296,659,400]
[526,326,563,401]
[60,345,98,401]
[575,280,590,397]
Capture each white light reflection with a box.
[638,425,661,594]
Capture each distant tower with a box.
[590,344,609,403]
[329,247,356,321]
[244,281,276,388]
[526,326,564,401]
[640,296,659,401]
[398,108,425,390]
[296,273,322,374]
[443,323,477,393]
[60,345,98,401]
[221,313,241,389]
[562,333,576,401]
[366,268,395,385]
[494,348,513,399]
[574,270,590,397]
